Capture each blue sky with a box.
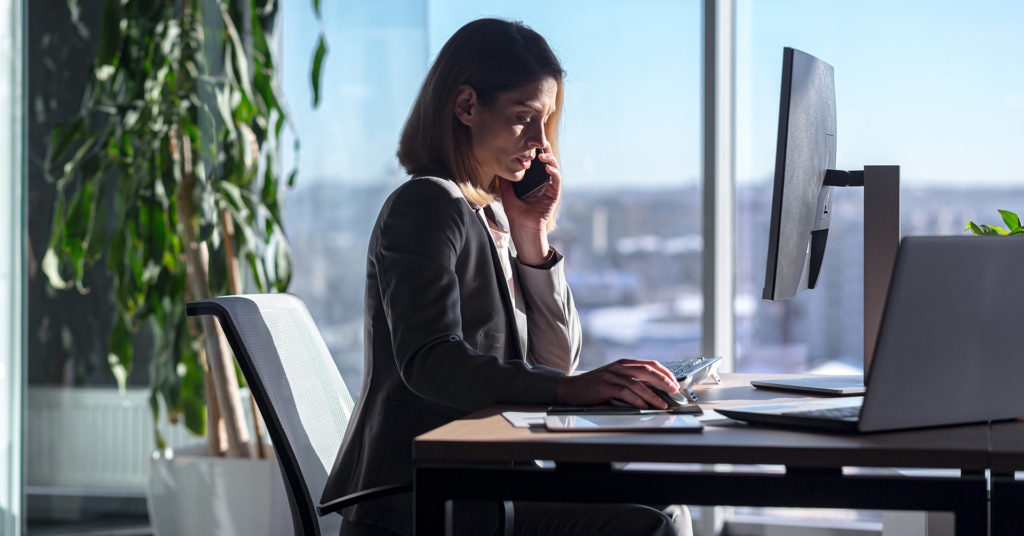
[283,1,1023,188]
[737,0,1024,186]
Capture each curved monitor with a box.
[762,47,837,301]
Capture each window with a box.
[733,0,1024,528]
[283,1,702,392]
[735,0,1024,374]
[281,1,430,394]
[25,1,1021,531]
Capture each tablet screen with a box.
[544,414,703,433]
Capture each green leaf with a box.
[142,203,169,271]
[207,240,229,296]
[272,228,291,292]
[221,6,255,106]
[311,35,327,107]
[180,344,206,436]
[312,0,322,16]
[48,117,88,166]
[96,0,123,67]
[64,180,97,283]
[65,0,89,38]
[108,315,134,396]
[998,210,1021,232]
[60,137,96,185]
[967,222,994,236]
[149,390,166,450]
[41,248,73,290]
[217,182,250,218]
[248,252,268,293]
[84,175,110,262]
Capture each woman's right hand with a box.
[555,359,681,409]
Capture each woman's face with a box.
[455,76,558,183]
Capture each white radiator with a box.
[26,387,257,495]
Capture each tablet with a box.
[544,414,703,433]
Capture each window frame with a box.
[1,0,25,532]
[701,0,736,370]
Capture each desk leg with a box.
[953,497,986,536]
[991,473,1024,535]
[414,467,447,536]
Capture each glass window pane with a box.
[282,1,430,395]
[428,2,700,368]
[431,2,703,372]
[283,1,702,395]
[736,0,1024,375]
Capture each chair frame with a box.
[187,298,410,536]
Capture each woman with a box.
[323,18,688,536]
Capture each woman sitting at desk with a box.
[322,18,690,536]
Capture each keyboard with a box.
[661,356,722,381]
[652,356,723,404]
[783,406,860,421]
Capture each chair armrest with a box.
[316,482,413,517]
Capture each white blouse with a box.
[486,220,515,309]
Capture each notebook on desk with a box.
[718,236,1024,433]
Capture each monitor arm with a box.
[823,169,864,187]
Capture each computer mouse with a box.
[610,383,694,409]
[609,397,634,408]
[642,381,692,408]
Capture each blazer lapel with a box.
[480,204,528,361]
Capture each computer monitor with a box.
[758,47,901,382]
[762,47,837,301]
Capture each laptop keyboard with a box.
[783,406,860,421]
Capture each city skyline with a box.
[282,177,1024,392]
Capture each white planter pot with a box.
[146,444,293,536]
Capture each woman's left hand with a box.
[499,148,561,265]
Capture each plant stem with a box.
[220,209,267,459]
[200,344,225,456]
[175,129,251,458]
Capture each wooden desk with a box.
[413,374,990,535]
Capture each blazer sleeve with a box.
[375,179,564,412]
[516,250,582,374]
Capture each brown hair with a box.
[397,19,565,211]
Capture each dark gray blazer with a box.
[322,176,582,534]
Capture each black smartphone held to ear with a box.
[513,149,550,199]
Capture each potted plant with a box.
[43,0,327,533]
[965,209,1024,236]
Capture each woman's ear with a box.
[453,84,478,127]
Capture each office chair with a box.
[187,294,411,536]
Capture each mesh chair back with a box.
[187,294,353,536]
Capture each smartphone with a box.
[512,149,550,199]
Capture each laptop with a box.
[717,236,1024,433]
[750,375,864,396]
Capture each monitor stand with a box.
[752,165,900,396]
[860,166,900,372]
